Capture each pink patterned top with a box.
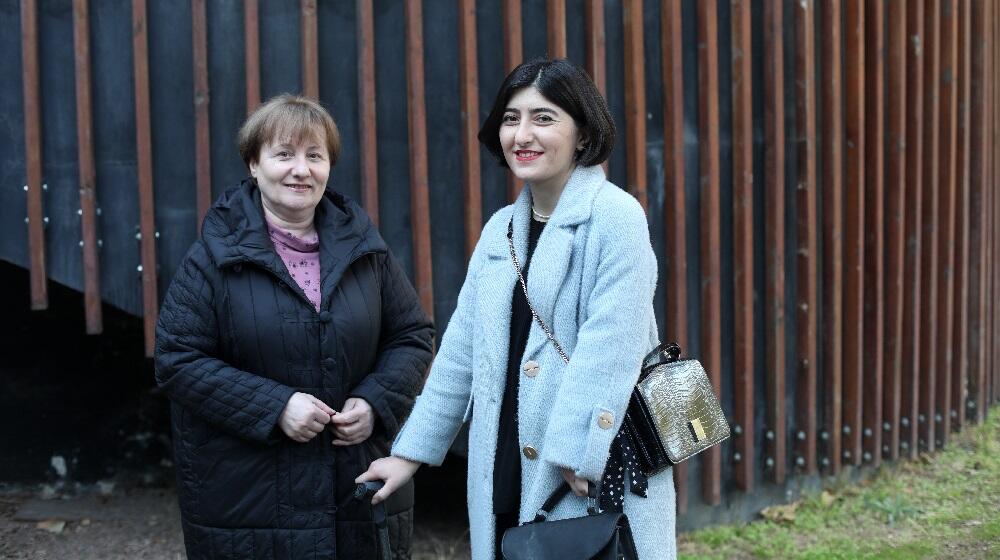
[266,218,321,312]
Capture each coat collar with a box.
[201,179,387,310]
[484,165,607,259]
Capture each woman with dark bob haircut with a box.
[155,94,434,559]
[360,58,676,559]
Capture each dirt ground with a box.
[0,480,471,560]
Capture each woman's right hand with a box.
[278,392,336,442]
[355,456,421,505]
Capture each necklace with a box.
[531,205,551,221]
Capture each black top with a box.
[494,216,547,514]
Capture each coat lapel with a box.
[521,166,606,361]
[477,189,530,388]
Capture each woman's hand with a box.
[560,468,591,497]
[330,397,375,446]
[355,456,421,505]
[278,392,336,442]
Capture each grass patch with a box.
[679,412,1000,559]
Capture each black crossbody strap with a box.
[507,218,570,364]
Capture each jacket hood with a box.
[201,178,387,269]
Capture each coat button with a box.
[522,360,540,378]
[597,412,614,430]
[522,445,538,459]
[319,311,332,323]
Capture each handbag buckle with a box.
[689,417,707,442]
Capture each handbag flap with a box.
[501,511,627,560]
[636,358,730,463]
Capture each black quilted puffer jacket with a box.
[154,179,434,559]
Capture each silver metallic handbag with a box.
[623,342,730,474]
[507,218,730,477]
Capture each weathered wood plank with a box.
[660,0,689,513]
[794,0,819,475]
[842,0,865,467]
[21,0,47,310]
[192,0,212,229]
[624,0,648,209]
[356,0,379,225]
[883,0,908,460]
[764,0,787,484]
[730,0,755,491]
[902,0,926,459]
[73,0,102,333]
[919,0,942,453]
[405,0,434,319]
[132,0,159,357]
[696,0,722,504]
[820,0,844,473]
[458,0,482,260]
[301,0,319,98]
[862,0,885,467]
[244,0,260,113]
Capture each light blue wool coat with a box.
[392,165,676,559]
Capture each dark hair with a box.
[238,94,341,168]
[478,58,616,168]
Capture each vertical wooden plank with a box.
[21,0,48,310]
[73,0,102,333]
[842,0,865,466]
[244,0,260,113]
[730,0,755,492]
[918,0,941,452]
[547,0,566,59]
[503,0,523,203]
[952,0,972,431]
[901,0,925,458]
[356,0,379,225]
[862,0,884,468]
[884,0,908,461]
[458,0,482,260]
[763,0,786,484]
[696,0,721,505]
[301,0,319,98]
[793,0,818,475]
[132,0,159,357]
[584,0,606,96]
[820,0,844,473]
[968,0,990,424]
[624,0,648,209]
[661,0,690,513]
[404,0,434,319]
[935,0,959,447]
[192,0,212,229]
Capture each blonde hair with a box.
[237,94,341,167]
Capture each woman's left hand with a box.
[560,468,591,497]
[331,397,375,446]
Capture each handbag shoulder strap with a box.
[507,217,570,365]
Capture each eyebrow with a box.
[504,107,559,116]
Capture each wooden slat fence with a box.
[4,0,999,528]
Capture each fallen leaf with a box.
[820,491,836,507]
[36,520,65,534]
[761,503,798,523]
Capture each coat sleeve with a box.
[389,245,482,466]
[348,249,435,436]
[154,243,297,444]
[540,198,657,483]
